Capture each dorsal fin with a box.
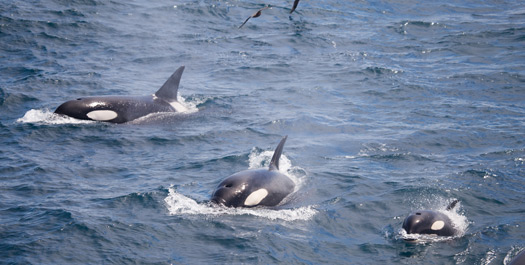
[154,66,185,102]
[446,199,459,211]
[269,136,288,171]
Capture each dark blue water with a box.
[1,0,524,264]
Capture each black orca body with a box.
[211,136,295,208]
[402,200,459,238]
[55,66,186,123]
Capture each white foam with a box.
[481,249,498,265]
[504,247,525,265]
[397,228,455,243]
[161,94,200,114]
[16,109,94,125]
[164,187,317,221]
[169,101,189,112]
[442,203,469,236]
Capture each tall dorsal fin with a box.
[446,199,459,211]
[269,136,288,171]
[155,66,185,102]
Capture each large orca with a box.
[402,200,460,239]
[54,66,186,123]
[211,136,295,208]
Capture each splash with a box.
[171,95,200,114]
[17,109,95,125]
[504,247,525,265]
[164,187,317,221]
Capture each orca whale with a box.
[402,200,459,239]
[54,66,186,123]
[211,136,295,208]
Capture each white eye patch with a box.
[431,220,445,230]
[87,110,118,121]
[244,189,268,206]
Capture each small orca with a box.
[402,200,460,239]
[54,66,186,123]
[211,136,295,207]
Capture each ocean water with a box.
[1,0,524,264]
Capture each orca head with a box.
[402,210,455,236]
[55,97,118,122]
[211,170,267,208]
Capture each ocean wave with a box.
[164,187,317,222]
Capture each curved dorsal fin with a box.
[269,136,288,171]
[446,199,459,211]
[155,66,185,102]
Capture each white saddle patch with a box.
[244,189,269,206]
[86,110,118,121]
[169,101,188,112]
[431,220,445,230]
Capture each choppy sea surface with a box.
[1,0,524,264]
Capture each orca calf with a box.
[55,66,186,123]
[211,136,295,208]
[402,200,460,239]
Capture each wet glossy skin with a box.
[402,210,456,236]
[211,168,294,207]
[55,96,174,123]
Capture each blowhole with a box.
[416,212,421,215]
